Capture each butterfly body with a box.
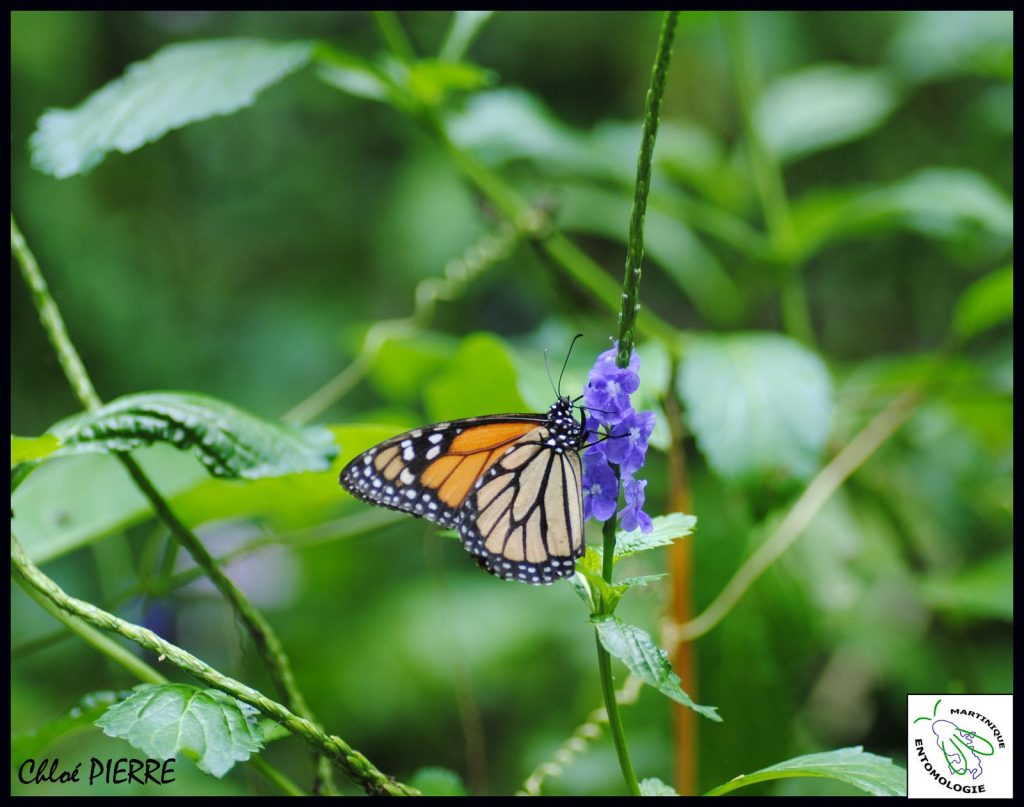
[339,396,586,584]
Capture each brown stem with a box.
[663,383,697,795]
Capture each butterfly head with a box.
[547,395,586,452]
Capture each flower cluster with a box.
[581,345,654,533]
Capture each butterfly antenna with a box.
[558,333,584,397]
[544,349,558,398]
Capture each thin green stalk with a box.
[373,11,416,62]
[13,563,307,797]
[11,211,337,793]
[618,10,678,368]
[10,215,102,409]
[11,532,418,796]
[593,12,679,797]
[723,13,814,346]
[596,518,641,796]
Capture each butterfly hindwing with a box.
[458,427,585,584]
[339,415,545,527]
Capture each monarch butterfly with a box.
[339,341,589,585]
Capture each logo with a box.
[908,694,1012,798]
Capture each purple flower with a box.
[582,447,618,521]
[618,476,653,533]
[602,408,655,475]
[583,345,639,426]
[580,343,653,533]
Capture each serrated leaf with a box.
[593,616,720,721]
[616,513,696,557]
[31,39,313,178]
[11,434,60,468]
[953,265,1013,343]
[679,333,833,482]
[756,65,899,162]
[49,392,337,480]
[705,746,906,796]
[409,767,468,796]
[12,691,123,761]
[640,777,679,796]
[95,684,264,778]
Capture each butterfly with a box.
[339,342,589,585]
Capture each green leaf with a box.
[593,615,720,721]
[917,550,1013,621]
[409,767,468,796]
[616,513,696,557]
[679,333,833,482]
[367,332,456,405]
[756,65,899,162]
[12,423,381,565]
[447,88,599,174]
[619,573,668,588]
[95,684,264,779]
[953,265,1013,343]
[705,746,906,796]
[423,333,528,421]
[11,434,60,468]
[12,691,123,761]
[640,777,679,796]
[13,445,207,564]
[888,11,1013,83]
[31,39,313,178]
[790,169,1012,261]
[408,59,495,107]
[49,392,337,480]
[876,168,1013,244]
[315,44,400,104]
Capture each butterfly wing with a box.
[339,415,546,527]
[459,426,585,585]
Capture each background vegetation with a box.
[11,10,1012,796]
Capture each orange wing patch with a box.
[450,421,538,453]
[424,422,541,508]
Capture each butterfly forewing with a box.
[339,415,545,527]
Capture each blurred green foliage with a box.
[11,10,1012,797]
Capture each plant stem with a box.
[10,215,102,409]
[372,11,416,62]
[596,518,641,795]
[11,532,418,796]
[618,10,678,369]
[590,12,679,796]
[663,381,698,795]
